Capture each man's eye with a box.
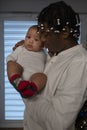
[35,39,39,41]
[44,32,49,37]
[26,36,30,38]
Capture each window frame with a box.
[0,13,38,128]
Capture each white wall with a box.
[0,0,87,14]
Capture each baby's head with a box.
[24,25,44,52]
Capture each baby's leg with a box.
[7,61,38,98]
[7,61,23,79]
[18,73,47,98]
[30,73,47,92]
[7,61,24,89]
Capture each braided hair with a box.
[38,1,80,41]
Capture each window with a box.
[4,20,37,120]
[0,14,37,128]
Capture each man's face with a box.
[38,23,65,55]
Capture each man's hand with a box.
[13,40,24,50]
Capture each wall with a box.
[0,0,87,14]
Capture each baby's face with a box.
[24,28,43,52]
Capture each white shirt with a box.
[23,44,87,130]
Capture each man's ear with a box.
[62,26,70,39]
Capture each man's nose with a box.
[41,35,47,42]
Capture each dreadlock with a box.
[38,1,80,40]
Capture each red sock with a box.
[9,74,38,98]
[9,74,21,89]
[9,74,20,83]
[18,81,38,98]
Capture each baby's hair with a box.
[26,25,38,35]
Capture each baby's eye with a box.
[35,38,39,41]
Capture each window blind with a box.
[4,21,37,120]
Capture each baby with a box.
[6,25,47,98]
